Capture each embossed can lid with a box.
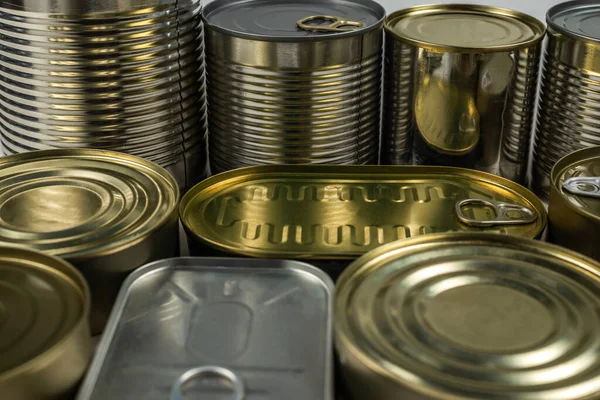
[335,233,600,399]
[548,0,600,42]
[76,257,334,400]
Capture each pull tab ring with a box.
[562,177,600,199]
[170,366,245,400]
[455,199,537,227]
[297,15,365,33]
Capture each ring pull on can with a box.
[456,199,538,227]
[170,366,245,400]
[297,15,365,32]
[562,177,600,199]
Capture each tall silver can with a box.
[531,0,600,199]
[0,0,208,190]
[202,0,385,174]
[381,5,545,184]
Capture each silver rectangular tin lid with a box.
[76,257,334,400]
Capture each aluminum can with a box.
[381,5,545,184]
[548,146,600,261]
[0,149,180,334]
[531,1,600,200]
[0,246,91,400]
[202,0,385,174]
[335,232,600,400]
[76,257,334,400]
[0,0,208,190]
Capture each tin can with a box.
[548,146,600,262]
[0,149,180,334]
[180,165,547,277]
[381,5,545,184]
[76,257,334,400]
[202,0,385,174]
[0,246,91,400]
[0,0,208,190]
[531,1,600,200]
[335,232,600,400]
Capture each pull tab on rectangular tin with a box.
[562,177,600,199]
[456,199,538,227]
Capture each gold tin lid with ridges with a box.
[0,149,179,259]
[181,165,546,259]
[385,4,545,53]
[335,233,600,400]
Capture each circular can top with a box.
[0,246,89,381]
[386,4,545,52]
[548,0,600,42]
[0,149,179,260]
[335,233,600,399]
[202,0,385,41]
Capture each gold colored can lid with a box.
[335,233,600,399]
[0,149,179,259]
[386,4,545,52]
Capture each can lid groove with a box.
[548,0,600,43]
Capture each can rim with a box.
[385,3,546,53]
[547,0,600,44]
[0,149,180,260]
[0,245,90,382]
[201,0,385,42]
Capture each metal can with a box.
[531,1,600,200]
[0,149,180,334]
[0,246,91,400]
[381,5,545,184]
[0,0,208,190]
[548,146,600,262]
[76,257,334,400]
[202,0,385,174]
[335,232,600,400]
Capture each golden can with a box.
[0,149,180,334]
[549,146,600,262]
[381,5,545,184]
[335,232,600,400]
[0,246,91,400]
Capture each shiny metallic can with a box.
[76,257,334,400]
[202,0,385,174]
[335,232,600,400]
[0,246,91,400]
[548,146,600,262]
[0,0,208,190]
[532,1,600,200]
[0,149,180,334]
[381,5,545,184]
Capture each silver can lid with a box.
[202,0,385,40]
[548,0,600,42]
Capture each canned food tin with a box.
[532,0,600,199]
[0,149,180,334]
[0,246,91,400]
[0,0,208,190]
[335,232,600,400]
[76,257,334,400]
[549,146,600,262]
[181,165,547,263]
[202,0,385,173]
[381,5,545,184]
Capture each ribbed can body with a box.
[0,0,208,190]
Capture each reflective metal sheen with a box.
[335,233,600,400]
[382,4,545,184]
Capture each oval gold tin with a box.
[0,246,91,400]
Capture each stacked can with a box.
[531,0,600,199]
[202,0,385,173]
[0,0,208,190]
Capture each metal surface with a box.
[0,149,180,334]
[0,246,91,400]
[76,257,334,400]
[180,165,547,261]
[531,1,600,199]
[202,0,384,173]
[549,146,600,262]
[563,176,600,198]
[335,232,600,400]
[381,5,545,184]
[0,0,208,190]
[455,198,538,226]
